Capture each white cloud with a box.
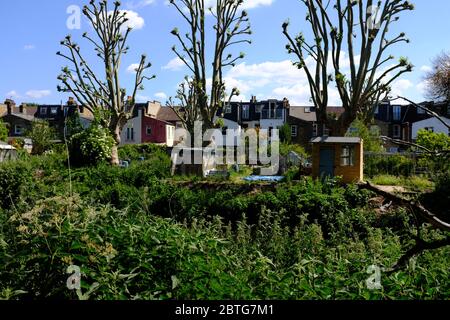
[224,59,318,105]
[390,79,414,104]
[6,90,21,99]
[154,92,167,100]
[416,80,428,95]
[126,0,155,10]
[162,57,185,71]
[116,10,145,32]
[24,45,35,50]
[136,94,151,102]
[26,90,51,99]
[241,0,274,9]
[127,63,141,73]
[420,65,432,73]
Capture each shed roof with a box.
[311,137,361,144]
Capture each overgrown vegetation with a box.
[0,144,449,300]
[0,120,8,142]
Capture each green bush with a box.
[69,125,115,166]
[27,120,56,155]
[365,154,415,177]
[0,161,32,210]
[118,144,168,161]
[0,119,8,142]
[1,152,449,300]
[1,195,449,300]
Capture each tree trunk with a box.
[110,123,122,166]
[110,144,120,166]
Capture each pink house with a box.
[121,101,176,147]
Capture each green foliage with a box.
[1,153,449,300]
[365,154,415,177]
[118,143,168,161]
[416,129,450,173]
[347,118,383,152]
[0,120,8,142]
[370,175,433,192]
[0,161,32,209]
[421,171,450,222]
[69,125,115,166]
[279,124,292,144]
[416,129,450,152]
[1,194,448,300]
[27,120,56,155]
[280,143,308,158]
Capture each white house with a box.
[412,116,450,140]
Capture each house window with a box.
[323,127,330,137]
[312,123,318,137]
[305,107,311,113]
[50,107,58,115]
[40,107,47,115]
[14,125,24,135]
[255,105,263,113]
[424,127,434,133]
[291,125,298,137]
[127,128,134,141]
[393,106,401,121]
[393,124,401,138]
[242,105,250,119]
[146,126,152,136]
[270,102,276,119]
[224,104,232,114]
[341,145,355,166]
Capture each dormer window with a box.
[393,106,401,121]
[224,104,232,114]
[50,107,58,115]
[40,107,47,115]
[242,105,250,119]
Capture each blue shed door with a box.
[319,147,335,178]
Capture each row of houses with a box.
[0,99,183,147]
[1,96,449,152]
[215,97,450,151]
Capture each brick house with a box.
[374,100,449,151]
[287,106,345,150]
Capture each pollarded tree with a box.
[168,0,251,133]
[283,0,414,136]
[424,51,450,102]
[57,0,155,165]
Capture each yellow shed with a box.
[311,137,364,184]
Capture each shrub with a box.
[0,161,32,210]
[0,119,8,142]
[69,125,115,166]
[364,154,415,177]
[27,120,57,155]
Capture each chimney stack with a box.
[4,99,15,115]
[19,103,25,114]
[251,96,257,104]
[67,97,76,106]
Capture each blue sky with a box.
[1,0,449,106]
